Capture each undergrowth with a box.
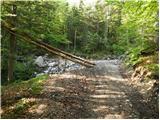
[1,75,48,118]
[1,75,48,102]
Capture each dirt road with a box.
[25,60,154,119]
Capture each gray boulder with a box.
[34,56,46,67]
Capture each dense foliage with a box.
[1,0,158,82]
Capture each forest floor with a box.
[1,60,155,119]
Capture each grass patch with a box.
[1,75,48,119]
[1,75,48,103]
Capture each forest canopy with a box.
[1,0,158,81]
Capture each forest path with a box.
[29,60,152,119]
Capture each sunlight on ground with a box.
[50,73,125,81]
[8,98,36,110]
[0,109,3,114]
[90,94,126,99]
[28,103,47,115]
[93,105,108,112]
[95,89,126,95]
[105,114,124,119]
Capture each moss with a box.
[145,64,159,79]
[1,75,48,101]
[27,75,48,94]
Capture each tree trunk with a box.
[118,4,122,26]
[155,10,159,48]
[74,29,77,52]
[8,5,16,82]
[104,6,109,45]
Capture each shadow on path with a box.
[1,60,158,119]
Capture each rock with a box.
[44,68,50,74]
[58,59,66,70]
[34,56,46,67]
[50,67,59,73]
[48,62,58,67]
[59,59,66,65]
[15,93,22,100]
[36,73,45,76]
[44,53,48,58]
[65,64,81,71]
[34,55,83,75]
[43,66,59,74]
[66,60,74,67]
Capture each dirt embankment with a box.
[120,61,159,118]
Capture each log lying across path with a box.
[2,21,95,67]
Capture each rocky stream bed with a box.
[34,54,85,76]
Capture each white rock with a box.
[44,66,53,73]
[48,62,58,67]
[59,59,66,65]
[51,67,59,73]
[44,69,49,74]
[66,60,74,65]
[34,56,45,67]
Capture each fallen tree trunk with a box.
[22,33,95,66]
[2,20,95,67]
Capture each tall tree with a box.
[8,4,16,82]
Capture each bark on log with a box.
[2,20,95,67]
[8,5,16,82]
[24,33,95,66]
